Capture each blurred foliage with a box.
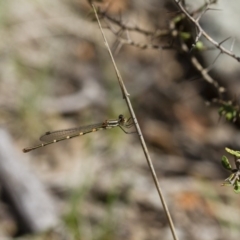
[218,101,239,122]
[221,148,240,193]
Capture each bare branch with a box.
[173,0,240,62]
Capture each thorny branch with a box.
[94,0,240,127]
[173,0,240,62]
[96,1,232,96]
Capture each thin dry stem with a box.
[92,4,179,240]
[180,40,225,94]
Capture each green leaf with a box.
[195,41,204,51]
[225,148,240,158]
[172,15,185,24]
[221,156,232,171]
[217,103,238,122]
[225,112,233,121]
[179,32,191,40]
[233,181,240,193]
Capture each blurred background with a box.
[1,0,240,239]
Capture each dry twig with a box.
[91,3,179,240]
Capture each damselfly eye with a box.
[119,114,124,120]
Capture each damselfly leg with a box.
[118,117,136,134]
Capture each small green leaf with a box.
[173,15,185,23]
[179,32,191,40]
[233,181,240,193]
[195,41,204,51]
[225,148,240,158]
[221,156,232,170]
[225,112,233,121]
[217,103,238,122]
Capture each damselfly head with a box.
[118,114,124,120]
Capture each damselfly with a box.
[23,114,133,153]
